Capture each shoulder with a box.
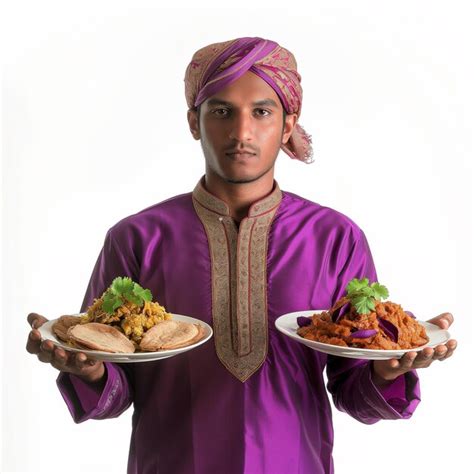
[279,190,366,242]
[106,192,193,244]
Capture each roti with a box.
[139,320,204,351]
[67,322,136,353]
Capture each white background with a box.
[2,1,473,473]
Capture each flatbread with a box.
[67,322,136,353]
[139,320,204,351]
[52,315,82,342]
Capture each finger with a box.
[53,347,70,367]
[50,358,68,371]
[26,329,43,354]
[409,348,435,367]
[432,345,448,360]
[50,348,75,371]
[419,347,434,360]
[76,353,99,369]
[428,312,454,329]
[27,313,48,329]
[37,340,56,363]
[37,350,53,364]
[389,357,401,369]
[52,348,83,372]
[441,312,454,328]
[439,340,457,361]
[74,352,90,370]
[439,351,454,361]
[399,352,417,369]
[431,341,456,361]
[41,339,56,351]
[446,339,457,352]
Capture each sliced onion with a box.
[297,316,312,327]
[350,329,377,338]
[377,317,399,342]
[332,302,351,323]
[405,310,416,319]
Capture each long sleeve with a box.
[325,227,421,424]
[56,228,138,423]
[56,362,133,423]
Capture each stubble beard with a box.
[201,139,280,185]
[198,112,286,185]
[203,151,278,185]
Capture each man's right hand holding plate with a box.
[26,313,106,386]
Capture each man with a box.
[26,37,457,474]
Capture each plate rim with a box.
[39,313,213,361]
[274,309,451,358]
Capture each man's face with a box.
[188,71,297,184]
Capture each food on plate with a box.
[67,322,136,353]
[51,277,205,353]
[82,277,172,345]
[139,320,205,351]
[52,315,83,341]
[296,278,429,350]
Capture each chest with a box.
[138,214,336,319]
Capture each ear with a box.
[281,113,298,145]
[187,109,201,140]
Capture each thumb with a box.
[27,313,49,328]
[427,312,453,329]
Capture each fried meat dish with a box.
[297,296,429,350]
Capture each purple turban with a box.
[184,37,314,163]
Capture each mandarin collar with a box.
[192,176,282,218]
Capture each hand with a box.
[26,312,105,384]
[371,312,457,385]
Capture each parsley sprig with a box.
[102,277,153,315]
[345,277,389,315]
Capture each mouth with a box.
[225,152,257,159]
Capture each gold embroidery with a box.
[192,177,282,382]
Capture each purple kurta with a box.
[57,178,421,474]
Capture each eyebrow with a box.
[206,98,279,108]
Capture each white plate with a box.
[275,310,451,360]
[39,313,213,363]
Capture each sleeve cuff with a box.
[56,362,121,423]
[365,360,421,419]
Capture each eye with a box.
[212,108,229,117]
[255,109,271,117]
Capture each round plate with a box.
[275,310,451,360]
[38,313,213,363]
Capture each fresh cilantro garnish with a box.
[101,277,153,314]
[345,277,389,315]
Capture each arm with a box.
[325,228,421,424]
[57,362,133,423]
[56,228,139,423]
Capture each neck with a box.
[204,168,275,222]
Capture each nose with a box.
[228,111,254,142]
